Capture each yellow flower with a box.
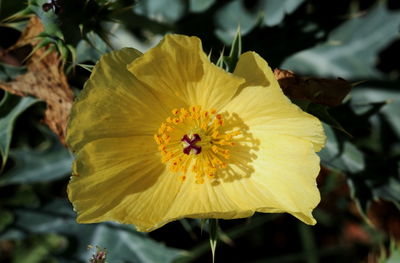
[67,34,326,232]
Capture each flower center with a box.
[154,106,241,184]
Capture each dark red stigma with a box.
[181,134,202,155]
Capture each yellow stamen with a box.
[154,106,240,184]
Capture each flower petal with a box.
[250,134,321,224]
[234,51,277,88]
[131,134,320,229]
[231,52,325,151]
[159,134,320,226]
[67,48,185,151]
[223,86,325,152]
[69,135,316,231]
[68,136,184,230]
[127,34,245,110]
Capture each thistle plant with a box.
[1,1,400,263]
[3,0,135,70]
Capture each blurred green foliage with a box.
[1,0,400,262]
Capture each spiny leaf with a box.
[215,48,225,69]
[318,124,364,173]
[0,20,29,32]
[258,0,305,26]
[224,26,242,72]
[282,3,400,79]
[77,64,94,72]
[0,93,38,170]
[0,210,14,232]
[132,0,185,23]
[215,0,259,44]
[1,7,32,23]
[189,0,215,13]
[0,134,72,186]
[303,102,351,137]
[5,199,183,262]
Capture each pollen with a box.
[154,106,241,184]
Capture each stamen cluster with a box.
[154,106,241,184]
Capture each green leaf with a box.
[76,32,111,64]
[11,234,64,263]
[111,9,172,36]
[76,39,102,64]
[351,86,400,139]
[258,0,305,26]
[223,27,242,72]
[297,223,318,263]
[0,210,14,232]
[0,20,29,31]
[215,0,259,44]
[0,139,72,186]
[133,0,185,23]
[0,93,38,169]
[215,0,304,43]
[0,63,26,82]
[30,0,63,38]
[318,124,339,162]
[0,0,28,20]
[2,185,40,208]
[302,102,350,136]
[339,142,365,173]
[189,0,215,13]
[373,175,400,210]
[5,199,183,263]
[318,124,365,173]
[345,84,400,211]
[215,48,225,69]
[385,242,400,263]
[282,4,400,79]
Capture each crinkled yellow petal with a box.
[162,135,319,226]
[250,134,321,224]
[67,48,184,151]
[67,48,192,230]
[127,134,319,231]
[227,63,326,151]
[68,134,316,231]
[234,51,277,89]
[69,136,249,232]
[67,136,181,229]
[127,34,245,110]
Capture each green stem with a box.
[209,219,218,263]
[298,223,318,263]
[174,215,278,263]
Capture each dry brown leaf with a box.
[13,15,44,49]
[342,221,371,244]
[0,16,73,144]
[368,201,400,241]
[274,68,352,107]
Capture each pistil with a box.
[181,134,202,155]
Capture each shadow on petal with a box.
[214,112,260,184]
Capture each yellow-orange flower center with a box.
[154,106,241,184]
